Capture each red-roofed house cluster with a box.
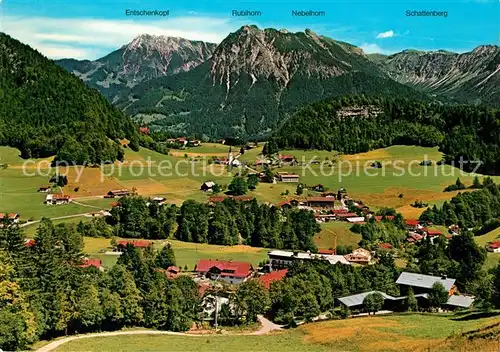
[0,212,20,224]
[405,220,454,244]
[195,259,254,285]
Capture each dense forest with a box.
[419,178,500,228]
[106,196,319,251]
[269,95,500,175]
[0,33,140,164]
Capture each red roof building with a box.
[336,212,359,218]
[25,239,36,247]
[426,229,443,237]
[318,249,335,255]
[80,258,102,269]
[160,266,181,279]
[405,219,420,227]
[116,240,152,249]
[407,233,423,242]
[279,154,295,162]
[139,127,150,135]
[379,243,393,249]
[0,213,20,221]
[258,269,288,289]
[195,259,253,284]
[487,241,500,252]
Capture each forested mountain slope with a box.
[270,95,500,175]
[116,26,423,138]
[56,34,217,103]
[0,33,139,164]
[373,46,500,107]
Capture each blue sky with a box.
[0,0,498,59]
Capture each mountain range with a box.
[370,46,499,106]
[30,25,500,138]
[57,34,217,104]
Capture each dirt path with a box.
[36,315,282,352]
[20,213,91,228]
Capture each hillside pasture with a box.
[52,313,500,352]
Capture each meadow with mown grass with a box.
[51,313,500,352]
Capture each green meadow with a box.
[81,237,268,270]
[1,145,499,223]
[52,313,500,352]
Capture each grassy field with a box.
[52,313,500,352]
[2,144,499,226]
[314,222,361,249]
[474,227,500,270]
[83,237,269,270]
[169,142,232,156]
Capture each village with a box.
[65,237,475,321]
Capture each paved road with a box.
[36,315,282,352]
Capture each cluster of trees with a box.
[0,220,199,350]
[176,199,319,250]
[269,95,500,175]
[108,197,178,239]
[443,176,483,192]
[406,232,488,289]
[420,178,500,229]
[351,214,407,247]
[105,196,319,251]
[0,33,140,164]
[268,255,400,323]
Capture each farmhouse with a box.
[164,266,181,279]
[258,269,288,289]
[305,197,336,208]
[115,240,152,251]
[336,212,359,219]
[38,186,51,193]
[338,272,475,313]
[487,241,500,253]
[45,194,72,205]
[195,259,253,284]
[79,258,103,270]
[314,213,336,223]
[189,140,201,146]
[151,197,167,205]
[277,199,299,209]
[0,213,20,223]
[276,172,300,183]
[346,216,366,223]
[279,154,295,163]
[344,248,372,264]
[107,189,130,197]
[200,181,216,191]
[24,239,36,247]
[268,250,350,270]
[396,272,456,296]
[378,243,393,250]
[407,232,424,243]
[405,219,421,230]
